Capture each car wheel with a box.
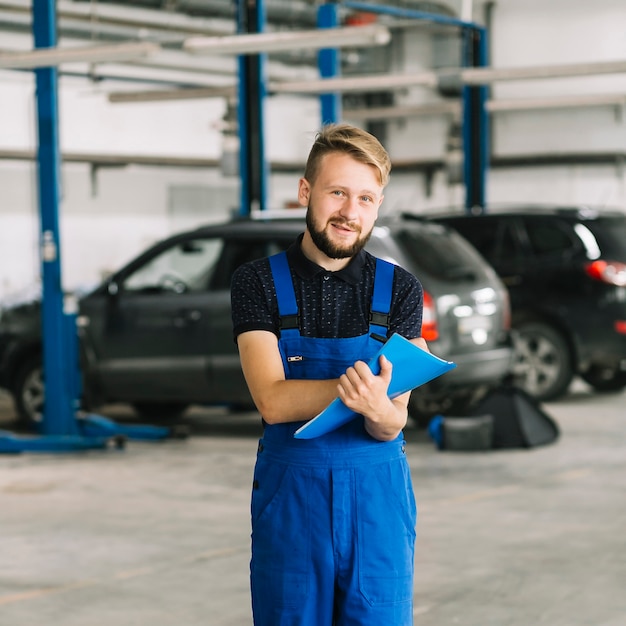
[581,366,626,393]
[510,322,573,401]
[132,402,189,420]
[14,355,44,430]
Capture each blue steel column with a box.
[317,3,341,125]
[237,0,268,216]
[462,26,489,212]
[341,2,489,211]
[33,0,76,435]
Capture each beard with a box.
[306,209,373,259]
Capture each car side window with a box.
[123,237,224,294]
[208,240,275,290]
[446,218,493,258]
[523,218,579,258]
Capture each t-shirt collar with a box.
[286,233,366,285]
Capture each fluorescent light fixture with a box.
[0,42,160,70]
[345,101,461,121]
[462,59,626,85]
[183,24,390,56]
[486,93,626,112]
[269,70,438,95]
[109,85,237,103]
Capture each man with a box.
[231,123,427,625]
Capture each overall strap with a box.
[268,251,300,336]
[369,258,395,340]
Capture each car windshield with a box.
[124,238,223,293]
[394,224,488,281]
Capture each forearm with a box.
[252,378,340,425]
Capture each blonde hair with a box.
[303,123,391,188]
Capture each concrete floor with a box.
[1,381,625,626]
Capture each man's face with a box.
[299,152,384,260]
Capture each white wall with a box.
[1,0,625,300]
[486,0,626,207]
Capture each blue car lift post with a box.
[0,0,174,454]
[337,2,489,212]
[237,0,268,216]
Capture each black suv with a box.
[420,205,626,401]
[0,214,512,429]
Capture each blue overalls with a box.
[250,251,417,626]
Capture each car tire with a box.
[581,366,626,393]
[510,321,573,401]
[14,355,44,430]
[132,402,189,420]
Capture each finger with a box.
[351,360,372,379]
[378,354,393,384]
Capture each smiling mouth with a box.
[330,221,358,234]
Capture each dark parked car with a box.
[0,214,513,429]
[419,205,626,401]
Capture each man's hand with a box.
[337,355,409,441]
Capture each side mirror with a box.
[107,281,120,297]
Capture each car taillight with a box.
[615,321,626,335]
[422,290,439,342]
[584,260,626,287]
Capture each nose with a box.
[338,195,359,221]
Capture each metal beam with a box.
[462,26,489,212]
[237,0,268,215]
[31,0,91,445]
[317,3,341,125]
[2,146,623,172]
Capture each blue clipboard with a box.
[294,333,456,439]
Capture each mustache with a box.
[328,218,361,233]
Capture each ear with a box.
[297,178,311,207]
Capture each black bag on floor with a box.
[469,384,560,449]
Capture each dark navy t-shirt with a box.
[231,235,423,341]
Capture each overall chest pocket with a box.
[280,335,375,381]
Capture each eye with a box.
[360,195,374,203]
[332,190,345,197]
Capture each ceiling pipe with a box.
[486,93,626,112]
[270,70,439,94]
[108,84,236,103]
[0,41,160,69]
[0,0,234,36]
[183,24,391,56]
[462,59,626,85]
[345,101,461,120]
[178,0,459,27]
